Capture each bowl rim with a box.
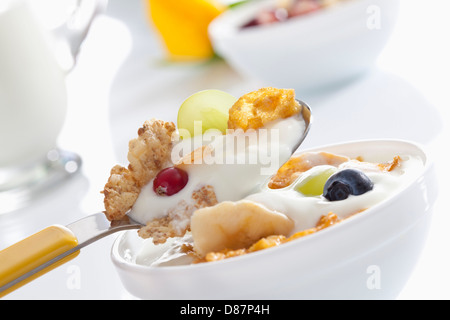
[111,138,433,274]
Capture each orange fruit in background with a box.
[146,0,226,61]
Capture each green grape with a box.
[177,89,237,137]
[295,165,338,196]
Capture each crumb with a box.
[338,156,403,173]
[175,145,214,166]
[378,156,402,172]
[288,212,340,241]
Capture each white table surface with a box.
[1,0,449,299]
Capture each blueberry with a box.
[323,169,374,201]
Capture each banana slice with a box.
[191,200,294,256]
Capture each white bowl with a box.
[111,139,437,299]
[209,0,400,92]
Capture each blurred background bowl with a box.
[209,0,400,93]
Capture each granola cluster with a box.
[102,119,218,244]
[102,119,176,221]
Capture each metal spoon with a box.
[294,99,313,152]
[0,100,312,297]
[0,213,143,297]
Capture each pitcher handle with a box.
[53,0,108,71]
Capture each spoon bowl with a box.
[294,99,312,152]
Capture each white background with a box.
[1,0,449,299]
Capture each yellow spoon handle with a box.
[0,225,79,297]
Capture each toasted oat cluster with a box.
[102,165,140,221]
[102,119,176,221]
[228,87,301,131]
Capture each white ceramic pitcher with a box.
[0,0,107,212]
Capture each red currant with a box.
[153,167,189,196]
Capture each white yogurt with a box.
[135,234,195,267]
[246,154,424,233]
[129,115,306,226]
[134,152,424,267]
